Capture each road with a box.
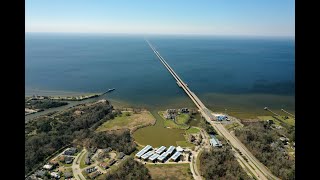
[72,148,87,180]
[146,39,279,180]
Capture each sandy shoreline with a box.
[25,88,101,97]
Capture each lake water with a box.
[26,33,295,118]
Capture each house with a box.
[85,167,97,174]
[267,119,274,125]
[209,135,222,147]
[88,171,101,179]
[43,164,53,170]
[279,137,289,145]
[215,115,228,121]
[99,162,108,169]
[85,156,91,165]
[180,108,189,113]
[107,159,117,166]
[64,147,77,155]
[164,109,177,119]
[164,110,177,119]
[103,147,112,153]
[64,172,73,179]
[117,152,125,159]
[35,170,46,178]
[64,156,73,164]
[50,172,60,179]
[176,146,184,152]
[167,109,177,114]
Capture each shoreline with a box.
[25,89,295,120]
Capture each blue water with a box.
[26,33,295,114]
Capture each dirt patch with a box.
[146,164,193,180]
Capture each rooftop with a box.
[149,153,160,161]
[157,151,170,161]
[141,151,154,160]
[210,136,222,147]
[166,146,175,154]
[155,146,166,154]
[136,145,152,158]
[170,151,182,161]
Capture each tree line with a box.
[199,146,251,180]
[25,100,136,174]
[105,157,151,180]
[234,121,295,180]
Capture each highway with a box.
[146,39,279,180]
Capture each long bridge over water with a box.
[146,39,279,180]
[146,40,215,122]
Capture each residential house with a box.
[64,156,73,164]
[99,162,108,169]
[43,164,53,170]
[89,171,101,179]
[35,170,46,178]
[117,152,125,159]
[64,147,77,156]
[107,159,117,166]
[50,172,60,179]
[180,108,189,113]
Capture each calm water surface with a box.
[26,33,294,146]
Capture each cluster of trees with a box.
[105,157,151,180]
[199,146,250,180]
[88,131,136,154]
[199,118,217,134]
[26,99,68,109]
[234,121,295,180]
[25,101,136,174]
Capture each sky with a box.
[25,0,295,37]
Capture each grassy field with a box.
[176,113,190,124]
[196,149,203,176]
[96,111,156,132]
[224,122,241,131]
[186,127,200,134]
[146,163,193,180]
[176,141,195,148]
[80,152,89,169]
[159,111,189,130]
[258,115,295,127]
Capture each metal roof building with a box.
[170,151,182,161]
[209,136,222,147]
[157,151,170,162]
[155,146,166,154]
[141,151,154,160]
[166,146,175,155]
[149,153,160,161]
[136,145,152,158]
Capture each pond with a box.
[133,110,187,147]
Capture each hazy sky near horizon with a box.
[26,0,295,37]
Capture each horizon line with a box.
[25,31,295,39]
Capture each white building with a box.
[43,164,53,170]
[50,172,60,179]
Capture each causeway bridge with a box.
[146,40,215,122]
[146,39,279,180]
